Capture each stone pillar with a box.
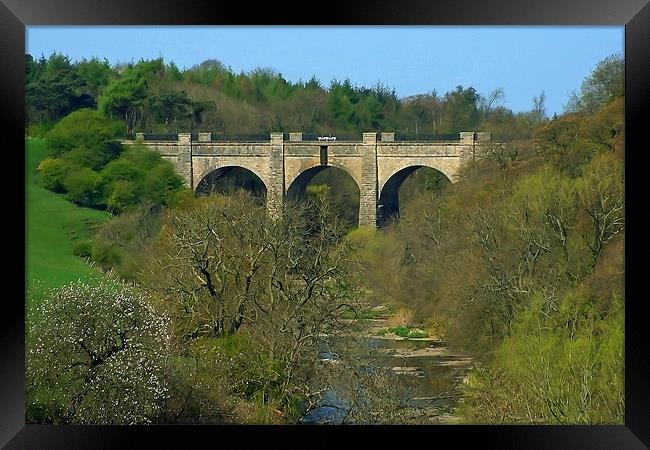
[198,132,212,142]
[460,131,476,144]
[289,132,303,142]
[359,132,378,227]
[268,133,285,219]
[380,132,395,142]
[177,133,193,189]
[460,131,478,160]
[475,131,491,142]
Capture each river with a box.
[301,323,473,424]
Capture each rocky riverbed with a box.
[302,313,473,424]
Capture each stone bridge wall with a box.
[122,131,494,227]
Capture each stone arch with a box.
[285,165,361,227]
[194,165,268,202]
[286,164,361,200]
[285,160,362,197]
[192,157,272,192]
[377,164,452,226]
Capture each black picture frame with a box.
[4,0,649,447]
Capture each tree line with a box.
[26,53,571,139]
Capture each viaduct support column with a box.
[359,132,378,227]
[177,133,193,188]
[268,132,285,219]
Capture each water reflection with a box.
[302,336,470,424]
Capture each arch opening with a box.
[286,166,360,229]
[195,166,267,205]
[378,166,450,227]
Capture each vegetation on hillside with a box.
[345,60,625,424]
[37,109,186,213]
[25,53,624,424]
[26,138,109,289]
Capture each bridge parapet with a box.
[123,130,491,144]
[122,130,496,228]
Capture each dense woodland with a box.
[26,52,563,139]
[26,53,624,424]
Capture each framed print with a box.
[4,0,649,447]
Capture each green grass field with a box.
[26,138,110,291]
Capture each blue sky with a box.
[26,26,623,116]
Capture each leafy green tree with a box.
[101,146,183,213]
[328,79,361,131]
[26,53,94,123]
[63,141,123,171]
[147,91,193,130]
[166,61,184,82]
[565,54,624,114]
[440,86,480,133]
[76,57,116,100]
[459,293,623,424]
[37,157,69,192]
[99,59,164,134]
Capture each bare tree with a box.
[480,88,505,120]
[532,91,547,125]
[140,193,363,414]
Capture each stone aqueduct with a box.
[123,131,493,227]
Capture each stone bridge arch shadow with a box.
[285,165,361,228]
[195,166,268,205]
[378,165,451,227]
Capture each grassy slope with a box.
[26,138,109,290]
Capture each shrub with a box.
[63,167,104,207]
[27,121,55,138]
[102,147,184,213]
[46,109,124,157]
[389,326,410,338]
[37,157,69,192]
[105,179,140,213]
[407,329,428,339]
[72,240,93,258]
[64,141,122,171]
[458,294,624,424]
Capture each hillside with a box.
[26,138,109,290]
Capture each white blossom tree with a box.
[26,281,172,424]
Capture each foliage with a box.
[139,194,361,418]
[45,108,124,157]
[346,59,624,423]
[26,281,171,424]
[26,53,96,124]
[98,59,165,134]
[26,54,625,425]
[565,54,624,114]
[27,52,546,139]
[440,86,480,133]
[101,146,184,213]
[90,204,163,279]
[38,109,185,212]
[458,293,623,424]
